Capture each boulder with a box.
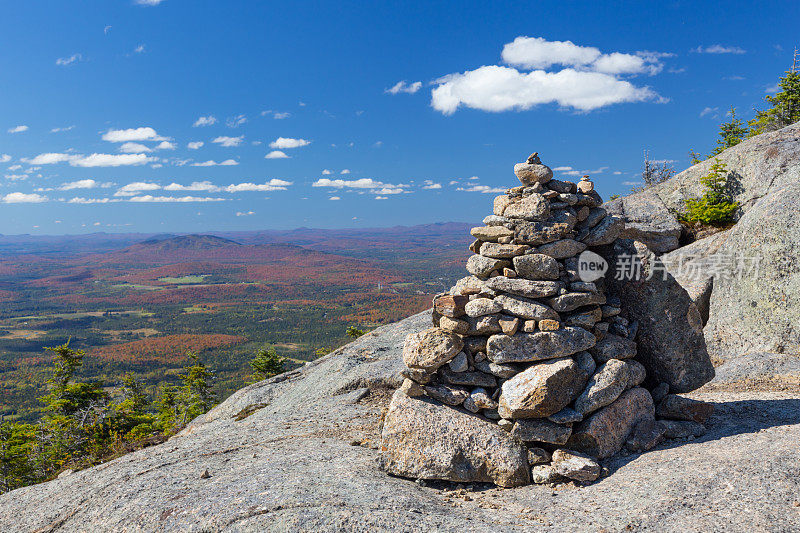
[588,333,637,363]
[574,359,630,416]
[479,242,529,259]
[514,221,573,245]
[470,226,514,241]
[551,449,601,482]
[464,297,502,317]
[568,387,655,458]
[498,357,587,418]
[503,194,550,221]
[466,254,510,278]
[537,239,587,259]
[379,391,530,487]
[511,419,572,445]
[402,328,464,372]
[625,419,667,452]
[604,194,683,253]
[487,327,597,364]
[579,215,625,247]
[601,239,715,392]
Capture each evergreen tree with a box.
[249,346,285,381]
[111,374,154,442]
[749,57,800,135]
[177,352,215,426]
[710,107,748,157]
[683,160,739,226]
[346,326,366,338]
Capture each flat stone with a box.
[547,179,576,194]
[548,407,583,424]
[574,359,630,416]
[503,194,550,221]
[583,207,607,228]
[483,214,512,226]
[512,418,572,445]
[479,242,530,259]
[656,395,715,423]
[538,319,560,331]
[484,276,563,298]
[450,276,484,296]
[470,226,515,241]
[521,320,537,333]
[403,328,464,372]
[537,239,587,259]
[589,333,637,363]
[462,336,487,355]
[498,357,587,418]
[498,316,519,335]
[531,464,562,484]
[379,390,530,487]
[625,419,667,452]
[463,388,497,413]
[493,195,513,216]
[398,378,425,397]
[548,292,606,313]
[579,215,624,247]
[439,316,470,335]
[603,194,682,253]
[568,387,655,459]
[433,294,468,317]
[448,352,469,372]
[513,253,560,280]
[465,297,502,317]
[440,367,497,388]
[527,447,551,465]
[551,449,601,482]
[564,307,602,329]
[493,294,560,321]
[475,359,519,378]
[514,221,573,246]
[487,327,597,364]
[465,314,502,335]
[424,384,469,406]
[466,255,510,279]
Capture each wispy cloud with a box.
[187,141,204,150]
[693,44,746,54]
[212,135,244,147]
[56,54,82,66]
[119,142,152,153]
[456,184,506,193]
[8,125,28,134]
[226,114,247,128]
[422,180,442,189]
[700,106,720,118]
[50,125,75,133]
[236,211,255,216]
[71,153,152,167]
[0,155,11,163]
[135,0,166,6]
[193,115,217,127]
[60,179,101,190]
[129,195,225,203]
[190,159,238,166]
[385,80,422,94]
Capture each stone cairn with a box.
[380,153,714,487]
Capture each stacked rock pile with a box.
[380,152,715,487]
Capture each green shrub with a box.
[681,159,739,227]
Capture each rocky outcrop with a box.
[0,311,798,532]
[702,182,800,360]
[606,122,800,253]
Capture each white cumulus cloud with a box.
[115,182,161,197]
[190,159,238,167]
[265,150,289,159]
[71,153,151,167]
[119,142,152,153]
[2,192,47,203]
[457,185,506,193]
[422,180,442,189]
[8,125,28,134]
[187,141,204,150]
[236,211,255,216]
[102,127,163,142]
[60,179,99,190]
[129,195,225,203]
[269,137,310,149]
[27,153,79,165]
[0,154,10,163]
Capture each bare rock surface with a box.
[1,311,800,532]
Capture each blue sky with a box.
[0,0,797,235]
